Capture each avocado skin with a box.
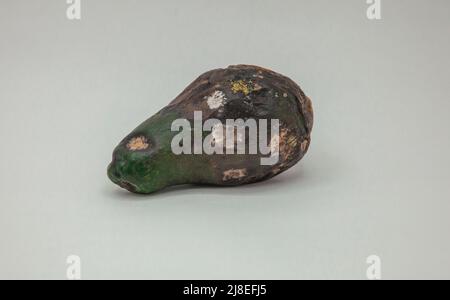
[108,65,313,194]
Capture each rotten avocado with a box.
[107,65,313,194]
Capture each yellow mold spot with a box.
[230,80,251,96]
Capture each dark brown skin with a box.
[107,65,313,194]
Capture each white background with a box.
[1,0,449,279]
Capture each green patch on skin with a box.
[108,111,216,193]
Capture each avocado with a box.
[107,65,313,194]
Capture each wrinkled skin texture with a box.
[108,65,313,194]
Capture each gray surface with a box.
[1,0,450,280]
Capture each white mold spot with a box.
[223,168,247,181]
[211,124,244,149]
[205,90,227,110]
[211,123,225,146]
[300,139,309,152]
[269,134,280,155]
